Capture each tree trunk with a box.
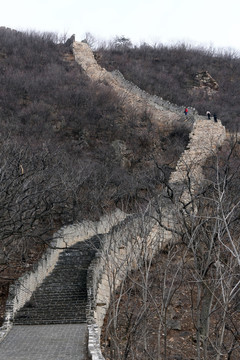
[200,283,213,358]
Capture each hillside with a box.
[0,28,191,289]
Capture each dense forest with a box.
[0,28,240,359]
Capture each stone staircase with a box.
[13,236,101,325]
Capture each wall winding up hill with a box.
[0,41,227,360]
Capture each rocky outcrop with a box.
[65,34,75,48]
[190,70,219,98]
[194,71,219,91]
[111,139,132,168]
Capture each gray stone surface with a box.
[0,324,88,360]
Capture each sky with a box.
[1,0,240,52]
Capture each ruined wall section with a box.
[73,42,196,133]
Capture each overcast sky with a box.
[1,0,240,52]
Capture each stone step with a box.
[15,318,87,325]
[20,305,87,311]
[15,310,86,318]
[18,305,86,312]
[29,292,86,298]
[15,304,86,311]
[15,317,87,324]
[33,287,86,293]
[33,291,86,298]
[14,309,87,320]
[29,293,87,298]
[14,309,87,322]
[36,282,87,287]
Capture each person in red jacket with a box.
[184,107,188,116]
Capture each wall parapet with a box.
[111,69,197,118]
[73,41,196,133]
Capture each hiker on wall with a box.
[206,111,211,119]
[213,113,217,122]
[184,107,188,116]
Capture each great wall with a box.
[0,41,226,360]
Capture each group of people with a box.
[206,111,217,122]
[184,107,218,123]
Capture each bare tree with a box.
[174,138,240,359]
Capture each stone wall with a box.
[0,209,128,342]
[111,69,197,119]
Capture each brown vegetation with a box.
[0,29,240,360]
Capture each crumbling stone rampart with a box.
[73,42,196,132]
